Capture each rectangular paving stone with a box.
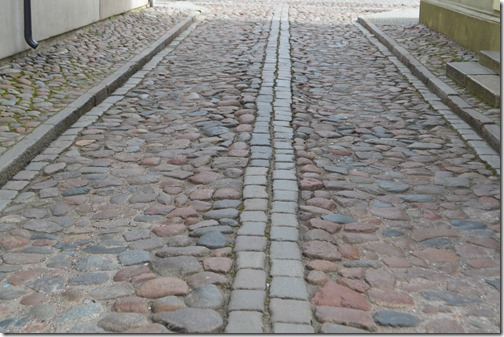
[251,152,272,160]
[255,116,271,123]
[270,227,299,242]
[468,141,496,156]
[275,162,296,170]
[250,159,270,167]
[0,190,17,200]
[233,269,266,290]
[62,128,80,135]
[271,259,304,277]
[274,133,293,140]
[270,242,302,260]
[234,236,267,252]
[276,79,291,88]
[243,185,268,199]
[270,299,312,324]
[243,175,268,186]
[275,115,292,122]
[271,213,299,227]
[275,149,294,155]
[270,276,308,300]
[459,129,482,141]
[225,311,264,333]
[274,141,293,149]
[238,222,267,236]
[25,162,48,171]
[259,87,273,96]
[236,252,266,270]
[251,145,272,154]
[273,170,296,180]
[33,154,58,162]
[228,290,266,312]
[243,199,268,211]
[272,201,298,214]
[250,135,270,146]
[245,167,269,176]
[273,180,298,191]
[3,181,29,191]
[275,154,295,162]
[275,91,292,99]
[480,155,500,171]
[240,211,267,223]
[12,170,38,181]
[274,323,315,333]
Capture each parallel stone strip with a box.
[226,5,313,332]
[225,7,279,333]
[269,5,314,333]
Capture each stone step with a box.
[479,50,500,75]
[446,61,494,86]
[446,61,501,107]
[466,74,501,108]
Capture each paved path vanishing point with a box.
[0,0,500,333]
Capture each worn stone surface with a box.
[0,0,499,334]
[184,284,224,309]
[373,310,421,327]
[152,308,223,333]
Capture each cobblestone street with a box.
[0,0,500,333]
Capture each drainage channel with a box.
[225,5,314,333]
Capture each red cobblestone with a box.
[303,241,342,261]
[338,268,365,279]
[367,288,415,307]
[311,281,371,311]
[336,278,370,293]
[114,266,151,282]
[112,296,149,313]
[300,178,324,191]
[307,218,341,234]
[413,248,459,262]
[314,306,377,331]
[343,223,378,233]
[0,236,29,250]
[136,277,190,299]
[410,228,460,242]
[306,260,340,272]
[338,244,360,260]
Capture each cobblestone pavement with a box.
[0,6,192,156]
[0,0,500,333]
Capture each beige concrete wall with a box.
[100,0,148,19]
[0,1,26,60]
[0,0,149,61]
[444,0,495,12]
[419,0,500,52]
[32,0,101,41]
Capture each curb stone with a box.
[356,16,500,155]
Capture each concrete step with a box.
[479,50,500,75]
[466,74,501,107]
[446,61,494,86]
[446,60,501,107]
